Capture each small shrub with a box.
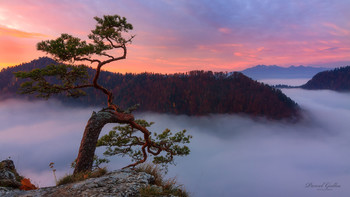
[19,178,38,190]
[136,163,189,197]
[57,167,107,186]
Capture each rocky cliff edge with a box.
[0,168,163,197]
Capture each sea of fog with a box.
[1,80,350,196]
[259,78,310,86]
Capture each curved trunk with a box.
[73,109,134,175]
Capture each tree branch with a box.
[100,45,127,66]
[106,37,123,49]
[122,143,148,169]
[59,84,94,90]
[99,52,115,59]
[147,146,162,155]
[74,57,101,64]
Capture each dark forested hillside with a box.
[0,57,57,97]
[0,57,300,119]
[301,66,350,91]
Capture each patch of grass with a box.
[57,167,107,186]
[136,163,189,197]
[135,163,163,186]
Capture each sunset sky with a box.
[1,0,350,73]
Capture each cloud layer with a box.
[1,89,350,196]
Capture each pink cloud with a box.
[0,26,49,38]
[323,23,350,36]
[218,27,231,34]
[234,52,243,57]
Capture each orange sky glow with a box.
[1,0,350,73]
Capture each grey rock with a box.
[0,160,181,197]
[0,160,21,188]
[0,160,16,171]
[0,168,156,197]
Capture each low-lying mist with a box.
[0,89,349,197]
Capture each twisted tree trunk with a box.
[73,109,134,174]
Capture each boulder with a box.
[0,160,21,188]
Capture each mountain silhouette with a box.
[240,65,329,79]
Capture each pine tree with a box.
[15,15,191,175]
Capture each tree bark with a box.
[73,109,134,175]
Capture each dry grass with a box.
[57,167,107,186]
[136,163,189,197]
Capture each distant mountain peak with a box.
[240,65,330,79]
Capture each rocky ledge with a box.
[0,168,162,197]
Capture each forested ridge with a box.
[301,66,350,91]
[0,57,299,119]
